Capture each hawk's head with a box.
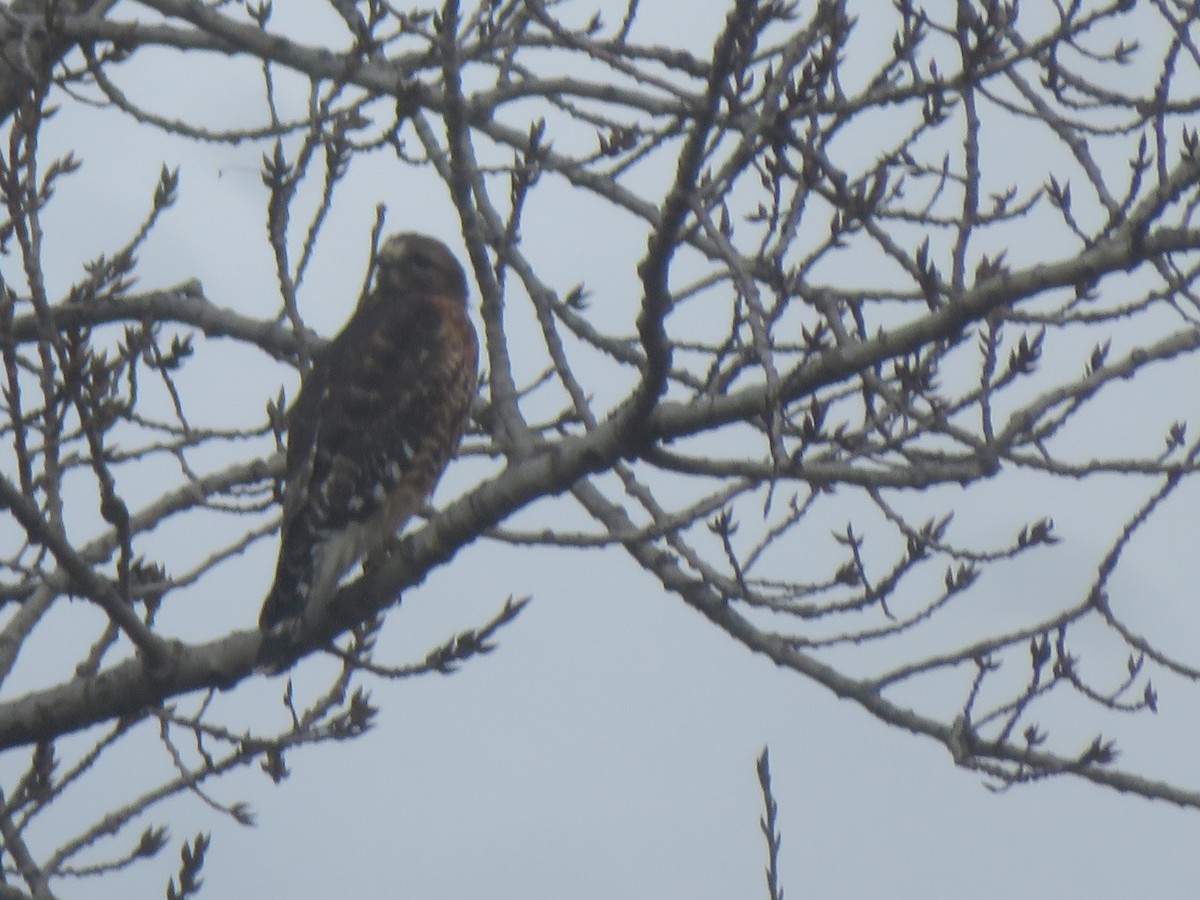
[374,232,468,302]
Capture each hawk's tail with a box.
[259,536,311,629]
[257,567,306,674]
[259,579,303,630]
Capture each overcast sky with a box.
[1,2,1198,897]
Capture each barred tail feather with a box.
[259,513,321,629]
[259,576,304,630]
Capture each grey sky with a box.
[0,1,1197,897]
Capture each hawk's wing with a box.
[277,346,328,541]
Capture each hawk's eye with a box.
[408,251,435,272]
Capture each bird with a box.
[259,232,478,632]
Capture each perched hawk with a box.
[259,232,478,631]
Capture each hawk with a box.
[259,232,478,632]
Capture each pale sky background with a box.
[0,2,1198,897]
